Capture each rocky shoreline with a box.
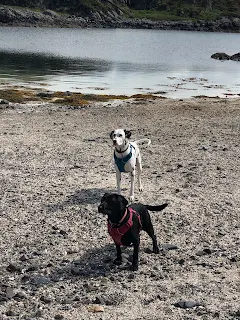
[0,6,240,32]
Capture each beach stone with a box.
[6,263,21,273]
[0,293,8,302]
[196,248,212,256]
[5,287,15,299]
[37,91,54,98]
[5,310,19,316]
[88,305,104,312]
[54,315,65,320]
[40,295,53,303]
[161,244,179,250]
[174,300,201,308]
[30,275,51,285]
[94,296,105,304]
[0,99,9,105]
[14,290,28,300]
[19,254,28,262]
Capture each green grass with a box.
[127,9,188,21]
[127,7,224,21]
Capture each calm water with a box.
[0,27,240,98]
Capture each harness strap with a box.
[114,144,134,173]
[108,207,142,246]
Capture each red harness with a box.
[108,207,142,246]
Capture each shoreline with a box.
[1,84,240,109]
[0,6,240,33]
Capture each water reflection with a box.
[0,51,112,79]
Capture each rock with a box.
[196,248,212,256]
[94,296,105,304]
[37,91,54,98]
[5,287,15,299]
[211,52,230,60]
[40,295,53,303]
[0,8,16,23]
[14,291,28,300]
[6,263,21,273]
[30,275,51,285]
[59,229,68,236]
[88,305,104,312]
[219,17,232,29]
[5,310,19,316]
[174,300,201,308]
[54,315,64,320]
[232,18,240,28]
[161,243,179,250]
[19,254,28,262]
[230,53,240,61]
[0,99,10,105]
[42,9,59,17]
[0,293,8,302]
[178,258,185,265]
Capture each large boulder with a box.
[218,17,232,29]
[231,17,240,28]
[230,53,240,61]
[0,8,16,23]
[211,52,230,60]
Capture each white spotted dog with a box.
[110,129,151,202]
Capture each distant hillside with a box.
[0,0,239,21]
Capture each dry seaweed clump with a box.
[0,88,162,106]
[0,89,38,103]
[51,92,130,106]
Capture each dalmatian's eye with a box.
[119,134,122,137]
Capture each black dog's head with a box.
[98,193,128,223]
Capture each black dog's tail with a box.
[145,203,168,212]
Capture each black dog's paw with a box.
[113,258,122,265]
[153,246,160,254]
[131,264,139,271]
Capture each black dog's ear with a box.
[102,193,110,201]
[110,131,114,139]
[124,130,131,139]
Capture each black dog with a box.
[98,193,168,271]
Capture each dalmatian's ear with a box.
[124,130,131,139]
[110,131,114,139]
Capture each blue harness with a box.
[114,144,134,172]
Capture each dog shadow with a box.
[52,244,134,280]
[46,187,116,212]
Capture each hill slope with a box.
[0,0,239,21]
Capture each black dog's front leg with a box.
[131,240,140,271]
[113,244,122,265]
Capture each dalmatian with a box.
[110,129,151,202]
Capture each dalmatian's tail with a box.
[134,138,151,146]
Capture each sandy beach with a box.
[0,96,239,319]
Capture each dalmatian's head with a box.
[110,129,131,147]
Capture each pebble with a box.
[174,300,201,308]
[6,287,15,299]
[88,305,104,313]
[0,99,9,105]
[40,295,53,303]
[161,244,179,250]
[6,263,21,273]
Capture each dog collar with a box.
[115,142,129,154]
